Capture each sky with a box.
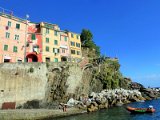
[0,0,160,87]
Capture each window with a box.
[54,58,58,62]
[53,48,59,53]
[46,46,49,52]
[45,57,50,62]
[4,45,8,51]
[8,21,11,27]
[76,35,79,39]
[54,31,58,36]
[71,41,75,46]
[16,23,20,29]
[33,45,39,52]
[64,36,67,41]
[17,59,22,63]
[46,38,49,43]
[71,33,74,38]
[77,51,81,55]
[76,43,80,48]
[31,34,36,40]
[6,32,10,38]
[54,40,58,45]
[15,35,19,40]
[46,28,49,34]
[71,50,75,54]
[13,46,18,52]
[62,49,65,53]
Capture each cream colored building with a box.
[40,22,61,62]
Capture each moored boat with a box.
[126,105,155,113]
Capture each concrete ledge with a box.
[0,108,87,120]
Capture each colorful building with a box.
[40,22,61,62]
[0,8,82,63]
[0,12,26,63]
[26,22,42,62]
[59,31,70,61]
[68,32,82,62]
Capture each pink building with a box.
[26,23,42,62]
[60,31,70,61]
[0,12,26,63]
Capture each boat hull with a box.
[126,106,155,113]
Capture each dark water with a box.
[56,99,160,120]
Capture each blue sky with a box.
[1,0,160,87]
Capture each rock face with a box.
[0,61,152,110]
[129,82,160,100]
[86,88,145,112]
[0,62,104,109]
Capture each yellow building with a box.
[40,22,61,62]
[68,32,82,62]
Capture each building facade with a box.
[26,22,42,62]
[0,13,26,63]
[59,31,70,61]
[68,32,82,62]
[40,22,61,62]
[0,10,82,63]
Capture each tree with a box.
[80,29,93,47]
[80,29,101,57]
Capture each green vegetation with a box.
[80,29,100,57]
[80,29,131,89]
[28,67,34,73]
[94,59,130,89]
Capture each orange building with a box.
[0,12,27,63]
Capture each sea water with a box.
[56,99,160,120]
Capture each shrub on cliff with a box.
[95,58,130,89]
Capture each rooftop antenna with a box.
[0,6,13,15]
[26,14,29,19]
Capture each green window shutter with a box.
[54,58,58,62]
[71,33,74,38]
[16,24,20,29]
[31,34,36,40]
[77,51,80,55]
[54,40,58,45]
[71,50,75,54]
[46,38,49,43]
[8,21,11,27]
[6,32,10,38]
[13,46,18,52]
[64,36,67,41]
[46,28,49,34]
[76,43,80,47]
[71,41,75,46]
[4,45,8,51]
[54,31,58,36]
[15,35,19,40]
[76,35,79,39]
[46,46,49,52]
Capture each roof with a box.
[0,12,27,24]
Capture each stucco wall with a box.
[0,63,48,108]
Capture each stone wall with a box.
[0,63,48,108]
[0,62,102,108]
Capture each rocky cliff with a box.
[0,58,133,109]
